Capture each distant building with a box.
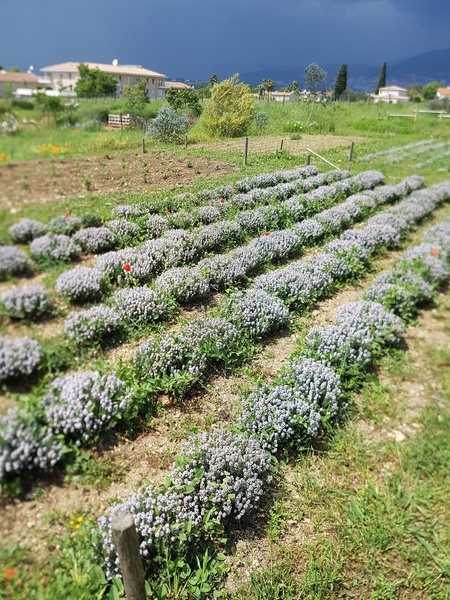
[371,85,409,103]
[269,91,297,102]
[164,81,194,92]
[0,71,40,98]
[436,87,450,99]
[40,62,167,99]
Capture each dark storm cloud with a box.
[1,0,449,79]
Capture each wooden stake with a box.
[111,511,146,600]
[348,141,354,162]
[306,148,340,170]
[244,137,249,165]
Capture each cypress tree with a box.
[333,63,348,100]
[375,62,387,94]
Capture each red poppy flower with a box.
[123,263,131,272]
[233,186,237,190]
[220,198,225,203]
[165,209,170,215]
[263,231,270,236]
[4,568,18,581]
[168,398,174,405]
[431,248,439,256]
[64,212,70,217]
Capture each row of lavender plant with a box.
[95,209,450,588]
[28,168,350,268]
[357,139,434,163]
[2,166,320,275]
[0,170,384,320]
[126,180,450,399]
[0,174,417,385]
[2,179,447,493]
[0,168,347,282]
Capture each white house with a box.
[372,86,409,103]
[269,91,297,102]
[40,62,167,99]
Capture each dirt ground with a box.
[0,134,366,210]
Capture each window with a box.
[152,78,154,84]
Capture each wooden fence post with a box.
[111,511,146,600]
[141,138,145,154]
[280,139,284,151]
[348,141,355,162]
[306,154,310,166]
[244,137,249,165]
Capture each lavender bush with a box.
[0,409,63,482]
[55,267,107,302]
[9,219,47,243]
[0,284,52,320]
[48,215,83,235]
[0,246,33,279]
[155,267,210,303]
[65,306,122,345]
[0,335,44,381]
[109,286,169,324]
[41,371,132,445]
[222,289,289,339]
[171,429,272,521]
[73,227,118,254]
[239,357,344,453]
[30,233,81,263]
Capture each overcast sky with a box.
[1,0,449,80]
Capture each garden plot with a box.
[0,164,449,599]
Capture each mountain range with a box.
[238,47,450,92]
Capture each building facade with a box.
[40,62,167,98]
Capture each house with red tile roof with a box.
[436,87,450,99]
[40,62,167,99]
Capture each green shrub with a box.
[199,74,257,138]
[147,107,189,143]
[11,99,34,110]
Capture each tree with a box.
[166,88,202,117]
[407,84,422,103]
[285,80,299,94]
[333,64,348,100]
[123,78,149,116]
[34,92,65,124]
[375,62,387,94]
[200,74,257,138]
[260,78,275,97]
[422,81,445,100]
[209,74,218,87]
[304,63,327,95]
[75,64,117,98]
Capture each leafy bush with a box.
[147,107,189,143]
[200,74,257,138]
